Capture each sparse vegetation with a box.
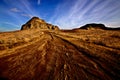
[110,34,120,38]
[0,39,4,44]
[0,27,120,80]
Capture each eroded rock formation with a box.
[21,17,59,30]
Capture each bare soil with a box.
[0,29,120,80]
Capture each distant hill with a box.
[21,17,59,30]
[79,23,120,30]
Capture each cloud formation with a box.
[10,8,21,12]
[0,0,120,31]
[50,0,120,28]
[38,0,41,5]
[3,22,19,28]
[21,14,33,18]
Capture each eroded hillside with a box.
[0,28,120,80]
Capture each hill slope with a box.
[0,28,120,80]
[21,17,59,30]
[0,17,120,80]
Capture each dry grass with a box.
[0,29,120,80]
[0,29,45,51]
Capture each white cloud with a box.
[105,21,120,28]
[10,8,21,12]
[19,0,40,17]
[3,22,19,28]
[21,14,33,18]
[50,0,120,29]
[38,0,41,5]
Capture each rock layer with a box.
[21,17,59,30]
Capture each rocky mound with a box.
[80,23,107,30]
[21,17,59,30]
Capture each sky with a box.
[0,0,120,31]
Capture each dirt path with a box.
[0,31,120,80]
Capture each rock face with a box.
[80,23,106,30]
[21,17,59,30]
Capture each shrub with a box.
[0,40,4,44]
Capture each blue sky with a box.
[0,0,120,31]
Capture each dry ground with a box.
[0,29,120,80]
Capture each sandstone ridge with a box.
[21,17,59,30]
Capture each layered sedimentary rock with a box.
[21,17,59,30]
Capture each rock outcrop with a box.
[21,17,59,30]
[80,23,106,30]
